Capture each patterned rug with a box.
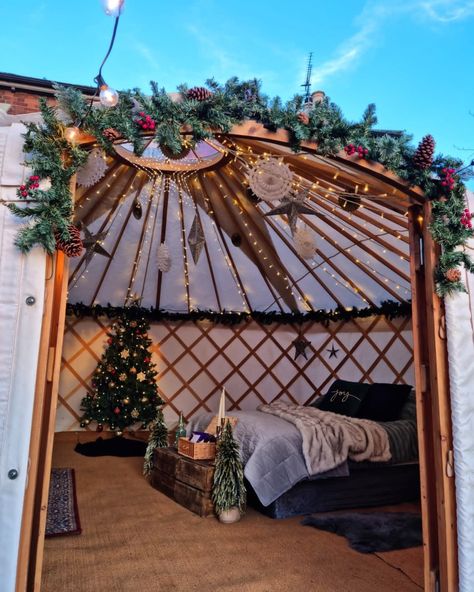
[45,468,82,537]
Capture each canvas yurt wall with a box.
[56,314,413,430]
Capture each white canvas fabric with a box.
[0,124,46,592]
[445,190,474,592]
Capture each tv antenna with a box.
[301,52,313,103]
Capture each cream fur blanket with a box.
[258,402,391,475]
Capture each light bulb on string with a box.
[99,84,119,107]
[64,126,80,143]
[102,0,125,16]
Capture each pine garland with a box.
[8,78,474,296]
[143,407,168,477]
[212,421,246,515]
[65,299,412,326]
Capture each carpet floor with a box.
[41,440,423,592]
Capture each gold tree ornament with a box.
[137,372,146,382]
[119,373,127,382]
[120,349,130,359]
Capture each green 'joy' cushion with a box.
[317,380,370,417]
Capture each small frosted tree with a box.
[212,421,246,515]
[143,407,168,476]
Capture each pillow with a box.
[317,380,370,417]
[357,383,412,422]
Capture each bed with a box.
[188,381,420,519]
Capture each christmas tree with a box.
[80,314,163,434]
[212,421,246,515]
[143,407,168,476]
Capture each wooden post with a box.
[408,204,458,592]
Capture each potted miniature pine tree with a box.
[212,420,246,523]
[143,406,168,477]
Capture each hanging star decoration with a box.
[136,371,146,382]
[327,344,340,359]
[82,226,112,266]
[120,349,130,359]
[188,214,205,264]
[264,189,318,234]
[292,334,312,360]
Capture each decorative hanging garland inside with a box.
[66,299,412,326]
[5,79,473,296]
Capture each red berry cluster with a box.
[460,208,473,229]
[344,144,368,158]
[441,167,456,191]
[134,112,156,131]
[18,175,40,199]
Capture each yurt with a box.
[1,10,474,592]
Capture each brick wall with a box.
[0,88,56,115]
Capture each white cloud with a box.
[312,0,474,86]
[420,0,474,22]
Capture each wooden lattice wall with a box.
[56,315,414,431]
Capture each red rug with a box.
[45,468,82,537]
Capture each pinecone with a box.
[297,112,309,125]
[413,134,435,170]
[187,86,213,101]
[55,224,83,257]
[103,127,121,142]
[445,268,462,283]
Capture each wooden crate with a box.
[177,437,216,460]
[151,447,215,517]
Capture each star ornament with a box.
[82,226,112,266]
[292,335,312,360]
[264,190,318,234]
[120,349,130,359]
[327,344,340,359]
[136,371,146,382]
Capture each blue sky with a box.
[2,0,474,163]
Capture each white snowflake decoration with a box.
[294,227,317,260]
[77,148,108,188]
[157,243,172,272]
[247,157,293,202]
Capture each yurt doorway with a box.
[18,130,456,592]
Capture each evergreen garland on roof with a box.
[6,77,473,297]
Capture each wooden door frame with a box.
[409,203,458,591]
[14,188,458,590]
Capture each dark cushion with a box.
[357,383,412,422]
[316,380,370,417]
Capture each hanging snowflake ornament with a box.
[294,227,317,260]
[77,148,108,188]
[246,157,293,202]
[157,243,172,272]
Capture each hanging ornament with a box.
[188,215,205,264]
[119,373,127,382]
[82,226,112,266]
[160,143,191,160]
[445,268,462,283]
[131,408,140,419]
[231,233,242,247]
[114,406,121,415]
[338,193,361,212]
[413,135,435,170]
[157,243,172,272]
[292,335,312,360]
[297,112,309,125]
[120,349,130,359]
[123,397,130,405]
[132,199,143,220]
[77,148,108,188]
[137,372,146,382]
[326,344,340,359]
[294,227,317,260]
[187,86,213,101]
[55,224,84,258]
[129,367,137,375]
[247,157,293,202]
[264,190,316,234]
